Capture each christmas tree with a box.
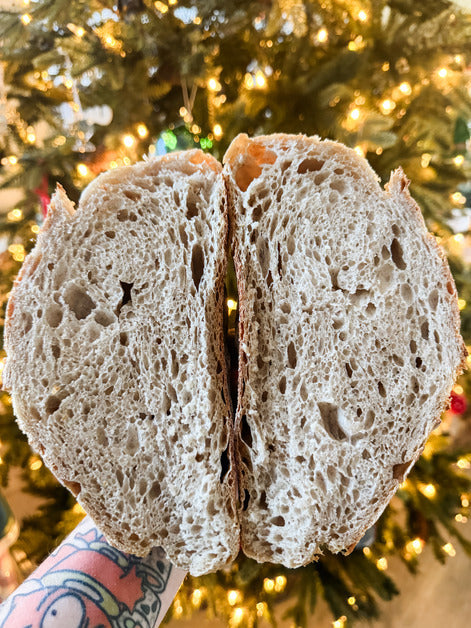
[1,0,471,625]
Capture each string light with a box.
[29,457,43,471]
[354,145,365,157]
[26,127,36,143]
[193,16,201,24]
[382,62,390,71]
[208,77,221,91]
[362,547,372,557]
[77,163,89,177]
[317,28,328,42]
[191,588,202,607]
[350,108,360,120]
[458,299,467,311]
[454,385,464,395]
[437,67,448,78]
[462,496,470,508]
[457,458,470,469]
[21,13,32,25]
[136,123,149,138]
[190,123,201,134]
[31,225,40,234]
[406,537,424,555]
[123,134,135,148]
[275,575,287,592]
[455,514,468,523]
[227,590,242,606]
[263,578,275,592]
[358,10,368,21]
[255,70,267,88]
[348,36,364,51]
[231,607,245,626]
[256,602,267,617]
[8,244,25,262]
[67,23,85,37]
[213,123,223,139]
[451,191,466,205]
[379,99,396,114]
[227,299,238,314]
[420,483,437,499]
[442,543,456,557]
[421,153,432,168]
[333,616,347,628]
[7,155,17,165]
[347,596,356,606]
[376,557,388,570]
[7,209,23,222]
[453,154,465,166]
[173,599,183,617]
[168,0,177,5]
[399,81,412,95]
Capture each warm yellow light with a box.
[77,163,89,177]
[137,124,148,138]
[255,70,266,88]
[173,600,183,617]
[168,0,177,4]
[21,13,32,25]
[382,62,390,71]
[350,107,360,120]
[455,514,468,523]
[358,10,368,21]
[227,590,241,606]
[362,546,372,557]
[380,99,396,114]
[376,557,388,571]
[26,128,36,144]
[406,537,424,555]
[256,602,267,617]
[333,617,347,628]
[453,154,465,166]
[347,596,356,606]
[123,156,131,166]
[65,78,74,89]
[30,458,43,471]
[208,77,221,91]
[123,134,135,148]
[31,224,40,234]
[457,458,470,469]
[244,73,254,89]
[443,543,456,557]
[451,192,466,205]
[9,244,25,258]
[354,145,365,157]
[454,385,464,395]
[263,578,275,593]
[438,67,448,78]
[213,123,223,139]
[462,496,470,507]
[8,155,18,165]
[421,153,432,168]
[421,483,437,499]
[317,28,328,42]
[458,299,467,311]
[399,81,412,95]
[191,588,202,607]
[68,23,85,37]
[191,124,201,134]
[154,1,168,13]
[7,209,23,222]
[193,16,201,24]
[232,607,244,625]
[72,502,85,514]
[275,575,287,592]
[227,298,238,314]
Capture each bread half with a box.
[3,150,239,575]
[224,134,467,567]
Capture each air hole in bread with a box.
[378,381,386,398]
[420,321,429,340]
[392,354,404,367]
[242,489,250,511]
[94,310,114,327]
[22,312,32,333]
[191,244,204,291]
[345,363,353,378]
[330,179,346,194]
[256,236,270,277]
[278,376,286,394]
[318,402,347,440]
[415,356,423,368]
[123,189,141,202]
[446,281,454,295]
[45,395,62,415]
[179,224,188,247]
[51,343,61,358]
[392,460,413,481]
[365,302,376,316]
[63,480,81,497]
[119,332,129,346]
[240,414,253,448]
[428,289,439,310]
[220,446,230,483]
[381,245,390,260]
[410,339,417,353]
[261,390,268,402]
[401,283,413,303]
[287,235,295,255]
[96,427,108,447]
[271,515,285,526]
[125,425,139,456]
[287,342,297,368]
[297,157,323,174]
[45,304,63,328]
[105,230,116,239]
[390,238,406,269]
[64,284,96,320]
[252,205,263,221]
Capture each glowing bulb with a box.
[191,588,202,607]
[68,23,85,37]
[317,28,328,42]
[363,546,372,557]
[443,543,456,557]
[244,73,254,89]
[437,67,448,78]
[458,299,467,311]
[333,617,347,628]
[179,106,187,117]
[123,134,135,148]
[137,124,148,138]
[350,108,360,120]
[454,154,465,166]
[77,163,89,177]
[382,62,390,71]
[255,70,266,88]
[154,1,168,13]
[457,458,470,469]
[232,607,244,625]
[193,16,201,24]
[72,502,85,514]
[227,590,241,606]
[421,483,436,498]
[31,224,40,234]
[21,13,32,25]
[399,81,412,95]
[406,538,424,555]
[7,209,23,222]
[462,496,470,507]
[227,298,237,313]
[348,596,356,606]
[376,557,388,571]
[213,123,223,139]
[8,155,18,165]
[263,578,275,592]
[451,192,466,205]
[358,10,368,21]
[380,99,396,114]
[168,0,177,5]
[454,385,464,395]
[354,145,365,157]
[208,77,221,91]
[256,602,266,617]
[275,575,287,592]
[30,458,43,471]
[26,128,36,143]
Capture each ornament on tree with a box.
[450,390,467,415]
[33,174,50,218]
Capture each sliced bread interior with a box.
[224,133,467,567]
[3,150,239,575]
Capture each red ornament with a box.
[33,174,51,218]
[450,390,467,415]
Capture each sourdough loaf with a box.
[223,133,467,567]
[3,150,239,575]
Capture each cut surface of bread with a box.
[224,133,467,567]
[3,150,239,575]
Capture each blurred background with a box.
[0,1,471,626]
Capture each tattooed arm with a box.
[0,516,187,628]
